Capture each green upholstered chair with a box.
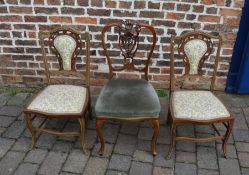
[95,20,161,156]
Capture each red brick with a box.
[49,16,72,23]
[0,6,8,13]
[193,5,204,13]
[217,0,225,6]
[105,1,116,8]
[47,0,60,5]
[206,7,217,14]
[234,1,244,8]
[148,2,160,9]
[0,15,22,22]
[25,16,47,22]
[153,75,170,81]
[119,1,132,9]
[177,4,191,11]
[167,12,185,20]
[199,15,220,23]
[117,73,140,79]
[63,0,75,5]
[220,8,241,16]
[9,6,33,13]
[201,0,216,5]
[33,0,44,4]
[91,0,102,7]
[224,17,241,26]
[75,17,97,24]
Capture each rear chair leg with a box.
[167,123,176,159]
[79,117,88,154]
[222,120,234,158]
[167,108,171,125]
[24,113,36,149]
[88,95,93,120]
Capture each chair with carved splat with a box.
[23,27,91,153]
[167,31,234,159]
[95,20,161,156]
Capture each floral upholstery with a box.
[54,35,76,70]
[184,39,207,74]
[172,90,230,120]
[95,78,161,118]
[28,85,86,114]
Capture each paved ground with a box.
[0,92,249,175]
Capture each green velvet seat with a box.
[95,78,161,118]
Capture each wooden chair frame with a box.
[23,26,91,154]
[96,20,160,156]
[167,31,234,159]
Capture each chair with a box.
[167,31,234,159]
[23,26,91,154]
[95,20,161,156]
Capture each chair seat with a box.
[95,78,161,118]
[171,90,230,120]
[27,85,87,114]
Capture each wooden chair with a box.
[95,20,161,156]
[167,31,234,159]
[23,26,91,154]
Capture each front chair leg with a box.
[24,113,36,149]
[167,123,176,159]
[151,119,160,156]
[222,120,234,158]
[96,119,105,156]
[78,117,87,154]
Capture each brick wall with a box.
[0,0,244,90]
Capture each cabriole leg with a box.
[96,119,105,156]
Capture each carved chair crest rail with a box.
[23,26,91,154]
[167,31,234,159]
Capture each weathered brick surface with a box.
[0,0,244,90]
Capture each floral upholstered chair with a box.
[23,27,91,154]
[95,20,161,156]
[167,31,234,159]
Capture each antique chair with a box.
[167,31,234,159]
[23,27,91,154]
[95,21,161,156]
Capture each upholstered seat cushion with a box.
[171,90,230,120]
[95,78,161,118]
[27,85,86,114]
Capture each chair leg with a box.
[167,123,176,159]
[96,119,105,156]
[78,117,87,154]
[24,113,36,149]
[222,120,234,158]
[151,119,160,156]
[167,108,171,125]
[88,95,93,120]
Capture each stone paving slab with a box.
[0,92,249,175]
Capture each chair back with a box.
[170,31,222,91]
[39,26,90,86]
[102,20,156,80]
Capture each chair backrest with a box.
[39,26,90,86]
[170,31,222,91]
[102,20,156,80]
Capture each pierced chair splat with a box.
[95,20,161,156]
[23,27,91,154]
[167,31,234,159]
